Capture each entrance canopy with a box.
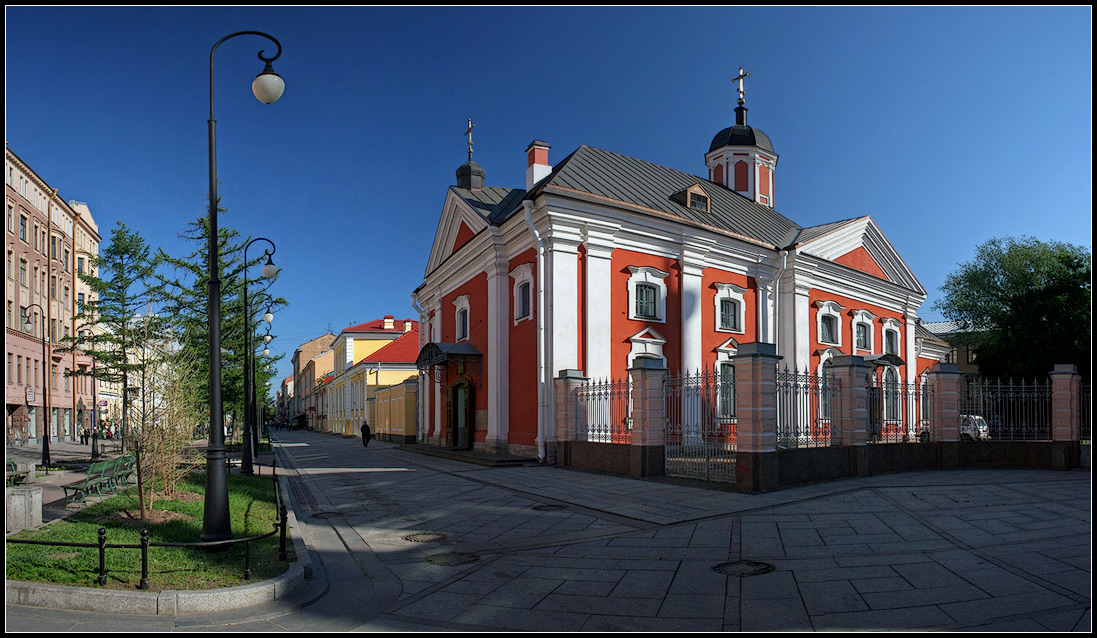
[863,353,905,368]
[416,342,482,370]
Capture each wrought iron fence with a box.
[664,369,736,482]
[867,374,930,443]
[776,367,838,448]
[961,377,1052,441]
[576,377,632,444]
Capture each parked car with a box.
[914,415,990,442]
[960,414,990,441]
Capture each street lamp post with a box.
[23,303,51,469]
[203,31,285,542]
[241,238,277,476]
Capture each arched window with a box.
[884,367,900,422]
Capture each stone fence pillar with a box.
[629,359,666,477]
[927,362,962,469]
[732,342,782,492]
[554,369,587,467]
[829,355,870,447]
[1050,363,1081,469]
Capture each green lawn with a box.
[6,472,293,591]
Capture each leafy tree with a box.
[67,222,164,455]
[934,236,1091,380]
[156,210,287,432]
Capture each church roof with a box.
[530,145,803,248]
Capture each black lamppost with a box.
[241,238,277,475]
[203,31,285,542]
[23,303,51,469]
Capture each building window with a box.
[77,256,84,275]
[627,266,669,323]
[636,283,658,319]
[453,294,471,341]
[510,262,534,324]
[718,362,736,419]
[820,315,837,345]
[882,317,902,355]
[689,192,709,212]
[77,293,85,313]
[883,368,900,422]
[17,356,22,385]
[855,323,869,350]
[714,282,746,333]
[19,259,27,287]
[815,300,845,347]
[20,215,27,242]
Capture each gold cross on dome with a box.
[465,118,475,160]
[733,67,751,105]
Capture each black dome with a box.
[709,125,774,154]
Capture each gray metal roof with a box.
[525,145,802,248]
[450,186,525,224]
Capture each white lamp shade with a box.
[263,311,274,323]
[262,348,270,356]
[263,334,273,344]
[262,262,278,279]
[252,72,285,105]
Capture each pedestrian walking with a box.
[361,421,371,448]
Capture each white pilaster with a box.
[584,223,618,380]
[680,240,711,375]
[485,255,510,450]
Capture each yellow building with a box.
[327,316,418,436]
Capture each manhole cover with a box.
[426,552,479,566]
[402,532,447,543]
[712,560,775,577]
[531,504,568,511]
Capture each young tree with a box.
[67,222,163,455]
[934,236,1091,380]
[156,211,287,433]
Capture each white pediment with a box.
[797,216,924,294]
[424,189,492,276]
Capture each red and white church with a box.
[413,72,947,460]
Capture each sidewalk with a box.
[5,429,1091,631]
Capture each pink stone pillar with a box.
[732,343,782,492]
[554,369,587,466]
[927,363,962,443]
[1050,364,1081,469]
[628,359,666,477]
[829,355,870,447]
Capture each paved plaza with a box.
[5,430,1092,631]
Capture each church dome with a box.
[709,124,774,154]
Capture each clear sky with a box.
[6,6,1091,398]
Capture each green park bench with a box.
[61,461,113,504]
[6,458,30,487]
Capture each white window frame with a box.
[453,294,471,342]
[815,300,845,347]
[510,262,534,325]
[882,317,902,355]
[852,309,876,353]
[627,266,669,323]
[713,282,746,334]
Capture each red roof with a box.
[342,317,419,334]
[361,328,420,363]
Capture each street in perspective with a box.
[6,430,1090,632]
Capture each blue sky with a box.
[6,7,1091,397]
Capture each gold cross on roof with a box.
[733,67,751,106]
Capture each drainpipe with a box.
[523,200,548,462]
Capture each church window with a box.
[689,192,709,212]
[627,266,668,323]
[510,262,534,325]
[453,294,471,341]
[815,300,845,347]
[714,282,746,334]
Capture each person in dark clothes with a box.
[361,421,372,448]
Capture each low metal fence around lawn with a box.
[6,462,289,589]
